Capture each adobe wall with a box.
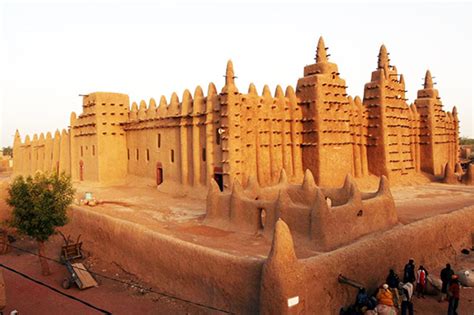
[61,207,263,314]
[232,83,304,188]
[124,85,220,188]
[12,129,71,178]
[260,206,474,314]
[206,170,398,252]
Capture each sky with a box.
[0,0,472,147]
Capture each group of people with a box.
[347,259,461,315]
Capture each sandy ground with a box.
[68,178,474,258]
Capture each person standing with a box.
[399,282,414,315]
[416,265,427,298]
[386,269,401,308]
[447,274,460,315]
[403,259,416,283]
[440,263,454,302]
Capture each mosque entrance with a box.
[79,160,84,181]
[213,167,224,191]
[156,162,163,186]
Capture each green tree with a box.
[6,172,75,275]
[1,147,12,157]
[460,137,474,145]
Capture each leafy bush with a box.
[6,172,75,275]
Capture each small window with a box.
[51,153,53,160]
[92,145,95,156]
[36,152,39,160]
[81,146,83,157]
[216,128,221,145]
[157,133,161,148]
[29,153,31,160]
[202,148,206,162]
[146,149,150,161]
[171,149,174,163]
[127,149,130,160]
[136,149,139,160]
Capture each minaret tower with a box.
[363,44,416,179]
[415,70,457,176]
[295,36,353,187]
[218,60,243,190]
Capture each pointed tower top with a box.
[159,95,167,107]
[225,59,235,86]
[424,70,433,89]
[262,85,272,98]
[267,219,297,265]
[248,83,258,95]
[170,92,179,105]
[316,36,328,63]
[275,85,285,98]
[194,85,204,99]
[207,82,217,96]
[14,130,21,144]
[378,44,389,69]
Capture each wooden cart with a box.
[62,261,98,290]
[58,232,98,290]
[59,233,83,262]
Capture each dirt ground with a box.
[412,252,474,315]
[0,235,223,315]
[1,173,474,314]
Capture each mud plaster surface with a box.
[1,173,474,314]
[69,178,474,259]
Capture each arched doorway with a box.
[213,166,224,191]
[156,162,163,186]
[79,160,84,181]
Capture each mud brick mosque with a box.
[12,37,460,190]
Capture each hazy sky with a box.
[0,0,472,147]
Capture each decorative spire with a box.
[424,70,433,89]
[316,36,328,63]
[275,85,284,98]
[159,96,167,107]
[194,85,204,99]
[248,83,258,95]
[14,130,21,144]
[225,59,235,86]
[262,85,272,98]
[378,44,389,69]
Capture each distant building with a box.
[13,37,459,189]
